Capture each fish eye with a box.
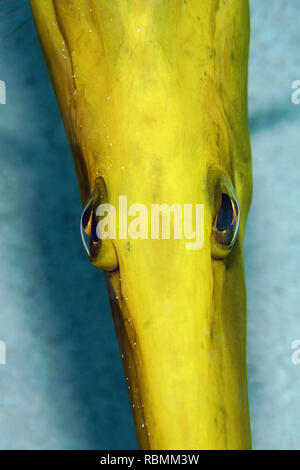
[80,178,119,271]
[212,188,240,258]
[80,193,101,258]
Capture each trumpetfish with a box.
[30,0,253,450]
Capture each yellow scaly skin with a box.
[31,0,252,450]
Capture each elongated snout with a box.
[79,164,251,449]
[99,175,251,450]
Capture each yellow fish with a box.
[31,0,252,450]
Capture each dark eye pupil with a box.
[82,204,92,230]
[216,193,234,231]
[81,202,100,252]
[91,209,99,243]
